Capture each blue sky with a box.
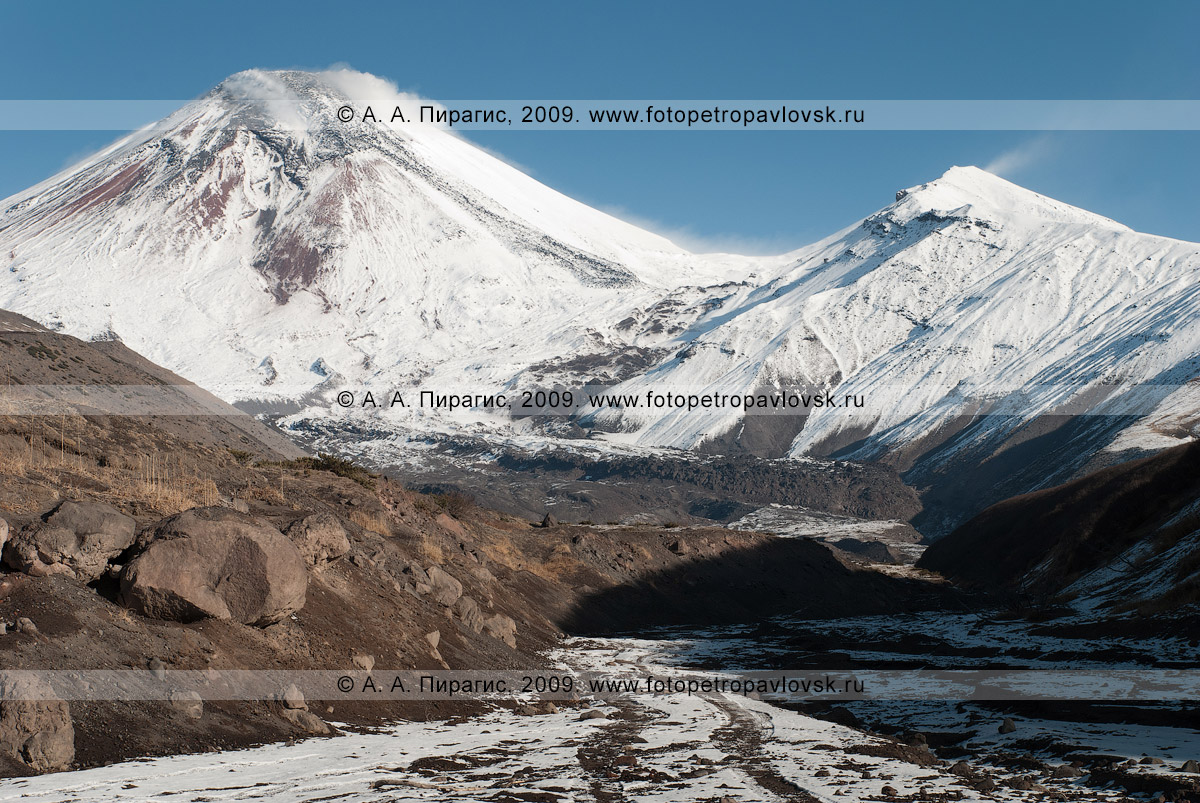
[1,0,1197,250]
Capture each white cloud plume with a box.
[984,134,1057,177]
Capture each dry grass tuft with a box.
[105,474,220,514]
[350,510,391,536]
[417,532,445,564]
[0,437,221,516]
[0,449,28,477]
[243,483,286,506]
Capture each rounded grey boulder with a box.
[454,595,484,633]
[169,690,204,719]
[281,683,306,711]
[119,508,307,626]
[281,707,330,734]
[483,613,518,648]
[4,500,135,581]
[284,512,350,567]
[426,565,463,607]
[1050,764,1083,778]
[0,676,74,772]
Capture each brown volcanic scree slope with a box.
[0,308,301,461]
[918,439,1200,614]
[0,309,951,775]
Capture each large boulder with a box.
[0,676,74,772]
[426,566,463,607]
[281,707,330,734]
[454,595,484,633]
[284,513,350,567]
[0,517,8,557]
[483,613,518,648]
[399,563,432,596]
[169,690,204,719]
[3,501,135,581]
[280,683,306,711]
[119,508,307,626]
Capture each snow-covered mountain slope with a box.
[596,166,1200,459]
[0,69,762,402]
[2,69,1199,525]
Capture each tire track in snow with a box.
[706,695,823,803]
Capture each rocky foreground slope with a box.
[0,312,948,776]
[0,469,944,777]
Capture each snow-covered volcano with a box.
[0,69,760,400]
[599,165,1200,462]
[2,68,1199,508]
